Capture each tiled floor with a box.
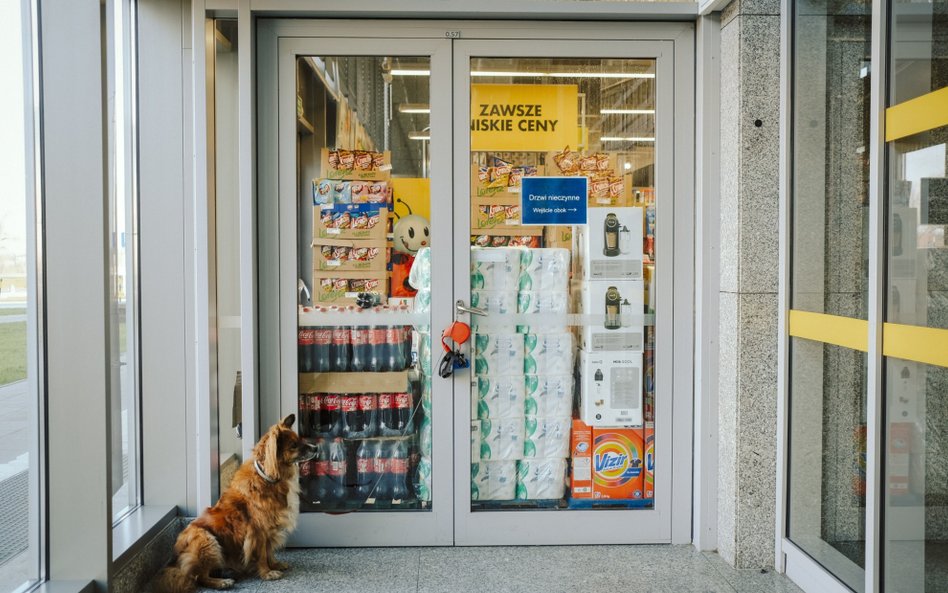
[168,545,804,593]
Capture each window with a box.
[0,0,41,590]
[108,0,141,522]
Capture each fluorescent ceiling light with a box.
[470,71,546,77]
[398,103,430,114]
[600,108,656,115]
[549,72,655,79]
[408,132,430,140]
[391,69,430,76]
[600,136,656,142]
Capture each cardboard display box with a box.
[299,370,408,394]
[314,204,388,241]
[311,270,387,306]
[470,198,543,236]
[543,225,574,250]
[570,419,645,500]
[575,207,643,280]
[578,350,643,427]
[572,279,645,353]
[471,164,545,200]
[320,148,391,181]
[313,237,388,272]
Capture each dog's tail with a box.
[148,563,197,593]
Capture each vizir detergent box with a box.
[644,422,654,501]
[570,419,644,500]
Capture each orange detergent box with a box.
[571,420,644,500]
[570,419,594,498]
[643,422,654,500]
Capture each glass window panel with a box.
[212,19,243,492]
[0,0,40,589]
[791,0,871,317]
[467,57,656,511]
[787,339,867,593]
[296,56,432,512]
[109,0,140,521]
[890,0,948,105]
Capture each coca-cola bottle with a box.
[321,394,342,437]
[327,437,348,502]
[312,327,333,372]
[353,440,377,502]
[390,440,409,501]
[350,326,369,372]
[309,439,330,503]
[358,393,378,438]
[298,327,315,372]
[340,394,361,439]
[378,393,396,436]
[299,393,320,438]
[367,326,386,372]
[373,439,391,500]
[401,326,413,369]
[299,456,313,503]
[385,326,405,371]
[393,392,413,436]
[331,327,351,371]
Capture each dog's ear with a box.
[263,430,280,478]
[282,414,295,428]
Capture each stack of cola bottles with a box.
[297,321,423,510]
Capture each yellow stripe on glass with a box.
[788,310,869,352]
[885,86,948,142]
[883,323,948,369]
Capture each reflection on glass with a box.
[787,339,867,592]
[467,58,656,511]
[0,0,39,590]
[296,56,432,512]
[791,0,871,317]
[212,20,243,492]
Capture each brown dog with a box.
[152,415,317,592]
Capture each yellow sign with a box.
[390,178,430,222]
[471,84,578,151]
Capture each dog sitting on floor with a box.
[151,414,317,592]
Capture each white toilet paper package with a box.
[515,458,568,500]
[471,247,522,291]
[523,332,574,375]
[523,416,572,459]
[516,291,569,333]
[408,246,431,291]
[474,332,525,377]
[478,417,525,461]
[518,248,570,292]
[476,375,526,419]
[524,375,574,418]
[471,460,517,501]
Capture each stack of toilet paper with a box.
[410,248,432,501]
[469,247,575,501]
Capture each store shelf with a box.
[298,115,315,135]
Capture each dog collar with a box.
[254,460,279,484]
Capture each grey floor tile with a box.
[251,547,421,593]
[702,551,804,593]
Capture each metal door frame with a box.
[254,19,694,547]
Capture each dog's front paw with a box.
[261,570,283,581]
[215,578,235,589]
[270,560,290,571]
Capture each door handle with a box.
[456,300,487,317]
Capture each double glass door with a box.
[256,21,693,546]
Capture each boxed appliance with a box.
[579,350,643,427]
[575,207,643,280]
[573,279,644,352]
[570,419,645,501]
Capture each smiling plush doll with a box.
[391,209,429,297]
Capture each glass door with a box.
[265,34,454,546]
[451,39,684,545]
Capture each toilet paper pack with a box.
[524,375,574,418]
[471,460,517,501]
[471,247,522,291]
[515,458,568,500]
[475,375,526,419]
[518,248,570,292]
[479,417,525,461]
[474,333,525,376]
[523,416,572,459]
[523,333,574,375]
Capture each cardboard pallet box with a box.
[312,237,388,272]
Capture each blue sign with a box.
[520,176,588,226]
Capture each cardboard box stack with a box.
[312,148,392,306]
